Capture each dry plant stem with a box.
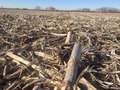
[0,44,31,56]
[21,77,61,90]
[79,78,97,90]
[90,73,120,89]
[74,67,96,90]
[50,32,67,37]
[22,79,41,90]
[5,64,30,80]
[65,31,72,44]
[32,85,39,90]
[32,85,43,90]
[115,74,120,84]
[43,31,67,37]
[3,65,7,76]
[62,43,82,90]
[34,51,53,60]
[6,81,19,90]
[6,52,50,78]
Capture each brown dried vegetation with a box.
[0,9,120,90]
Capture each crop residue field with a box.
[0,9,120,90]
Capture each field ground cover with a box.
[0,9,120,90]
